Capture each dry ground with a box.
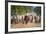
[11,22,41,29]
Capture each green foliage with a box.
[11,5,16,16]
[11,5,41,16]
[15,6,26,15]
[34,7,41,16]
[11,5,32,15]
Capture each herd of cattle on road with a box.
[11,15,41,24]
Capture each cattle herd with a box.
[11,15,41,24]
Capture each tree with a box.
[11,5,32,15]
[11,5,16,16]
[34,7,41,16]
[15,6,26,15]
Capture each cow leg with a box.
[11,19,15,24]
[30,19,33,23]
[21,19,24,24]
[26,20,28,24]
[22,20,24,24]
[22,21,24,24]
[26,21,28,24]
[39,19,41,23]
[35,19,37,23]
[11,18,12,24]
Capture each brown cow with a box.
[24,15,29,24]
[24,15,33,24]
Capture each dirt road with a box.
[11,22,41,29]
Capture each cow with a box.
[34,16,41,23]
[11,16,15,24]
[24,15,33,24]
[34,16,37,23]
[28,15,33,23]
[37,16,41,23]
[11,15,18,24]
[24,15,29,24]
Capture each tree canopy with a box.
[34,7,41,16]
[11,5,32,16]
[11,5,41,16]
